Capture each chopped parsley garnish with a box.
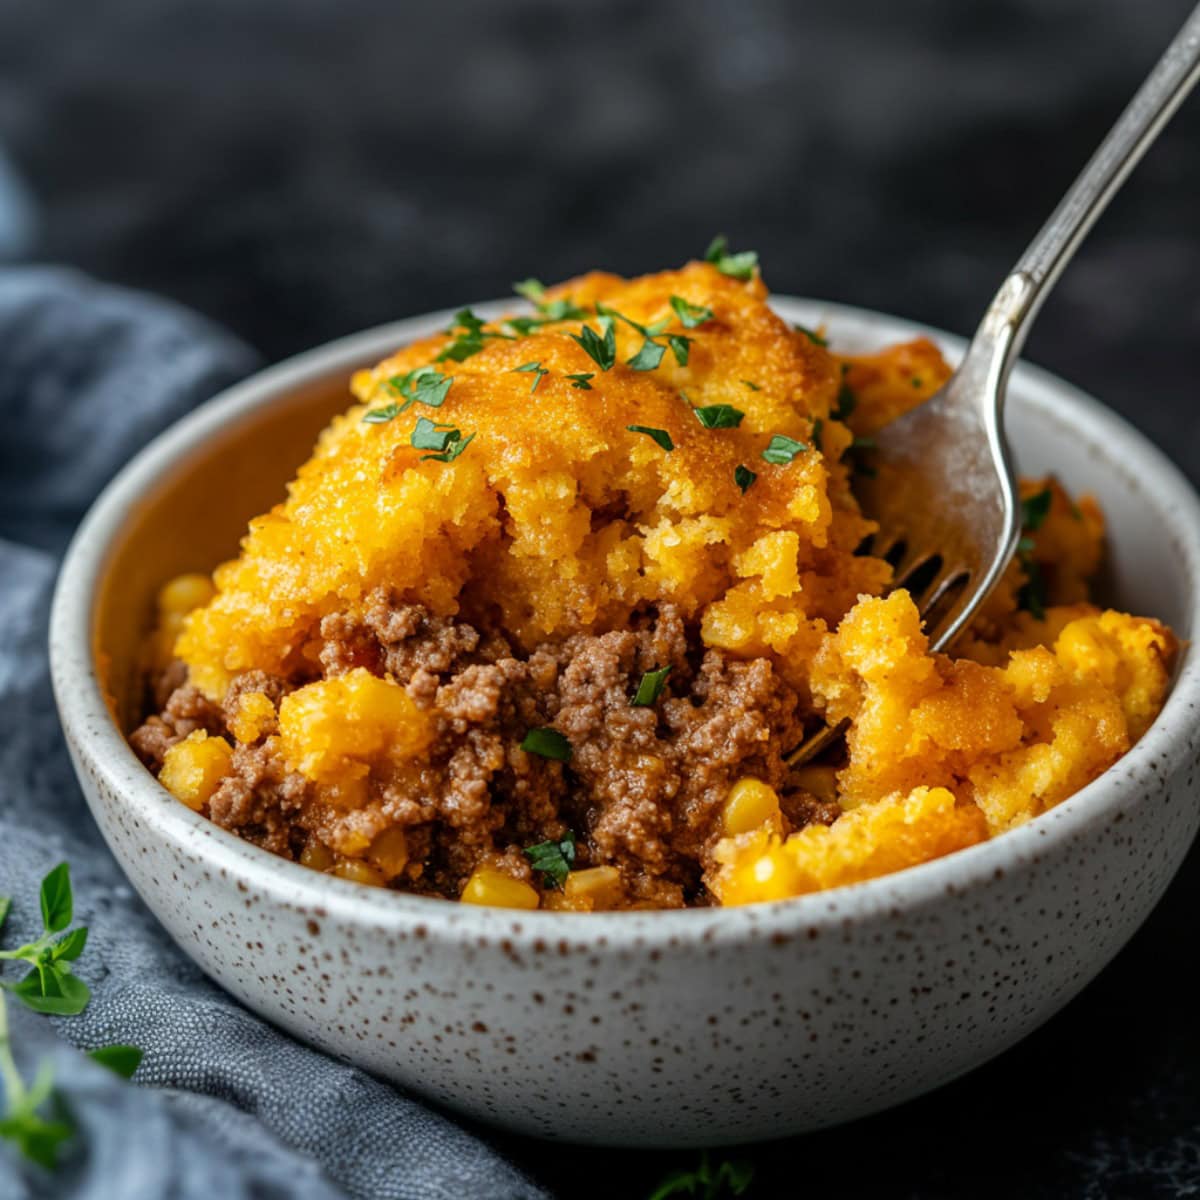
[693,404,745,429]
[521,727,573,761]
[1016,487,1054,619]
[513,361,549,392]
[832,384,857,422]
[628,425,674,452]
[523,831,576,889]
[437,310,513,363]
[669,295,714,328]
[762,433,807,464]
[566,372,594,390]
[1018,558,1047,620]
[741,380,761,391]
[513,278,546,301]
[389,366,453,409]
[734,464,757,493]
[501,315,544,336]
[410,416,464,453]
[421,431,474,463]
[666,334,691,366]
[703,234,759,281]
[594,302,666,338]
[795,324,828,347]
[362,404,402,424]
[541,296,591,322]
[364,367,454,422]
[1021,487,1053,531]
[632,665,672,706]
[811,417,824,452]
[627,338,667,371]
[571,320,617,371]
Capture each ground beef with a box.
[133,598,832,906]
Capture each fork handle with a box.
[984,3,1200,357]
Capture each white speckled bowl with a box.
[49,299,1200,1147]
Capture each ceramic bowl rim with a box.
[48,295,1200,945]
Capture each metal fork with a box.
[787,3,1200,768]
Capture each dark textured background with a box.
[2,1,1198,1196]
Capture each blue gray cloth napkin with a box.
[0,267,551,1200]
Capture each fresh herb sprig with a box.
[523,832,577,889]
[1,865,143,1170]
[648,1150,755,1200]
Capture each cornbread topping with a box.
[130,249,1177,909]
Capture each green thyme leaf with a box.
[520,727,573,761]
[762,434,807,465]
[912,376,923,388]
[88,1044,144,1079]
[669,295,714,329]
[566,372,594,390]
[666,334,691,366]
[39,864,71,934]
[51,928,87,963]
[741,380,761,391]
[523,831,576,889]
[628,426,674,452]
[1021,487,1053,532]
[513,278,546,301]
[632,666,672,707]
[693,404,745,430]
[627,339,667,371]
[571,321,617,371]
[850,436,876,450]
[11,968,91,1016]
[0,1060,74,1170]
[513,361,550,392]
[410,417,462,453]
[703,234,759,281]
[734,464,757,494]
[795,324,828,347]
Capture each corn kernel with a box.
[791,765,839,805]
[332,859,386,887]
[278,668,433,782]
[299,837,335,871]
[460,867,540,910]
[563,866,622,910]
[369,827,410,878]
[158,573,215,617]
[158,730,232,811]
[229,691,276,743]
[723,777,781,835]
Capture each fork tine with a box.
[914,564,969,618]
